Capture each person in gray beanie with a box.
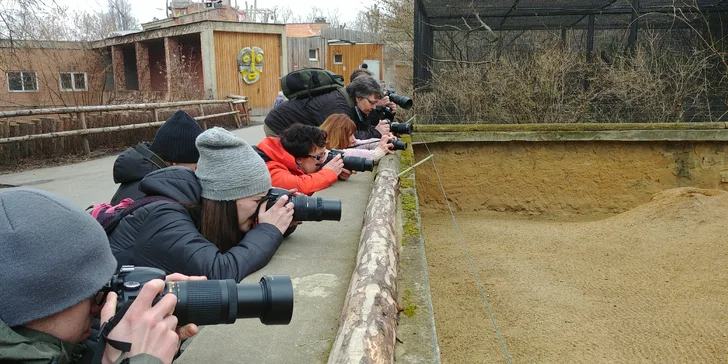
[107,127,294,282]
[0,188,187,364]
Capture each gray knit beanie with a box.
[0,188,117,327]
[195,127,271,201]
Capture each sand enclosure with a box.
[420,188,728,363]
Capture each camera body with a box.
[385,119,412,135]
[324,149,374,172]
[108,266,294,326]
[259,187,342,221]
[384,88,413,110]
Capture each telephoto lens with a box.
[388,93,413,110]
[166,275,294,326]
[264,187,341,221]
[389,122,412,135]
[326,149,374,172]
[113,266,295,326]
[390,138,407,151]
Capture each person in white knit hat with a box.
[107,127,294,282]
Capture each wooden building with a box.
[1,13,286,114]
[285,25,382,83]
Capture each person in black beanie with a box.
[110,110,204,204]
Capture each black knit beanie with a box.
[149,110,204,163]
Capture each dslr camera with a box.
[107,266,294,326]
[386,119,412,135]
[325,149,374,172]
[383,88,413,110]
[257,187,342,221]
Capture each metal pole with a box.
[584,14,595,90]
[629,0,640,57]
[398,154,434,178]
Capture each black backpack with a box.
[280,68,345,100]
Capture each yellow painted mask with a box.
[237,46,264,84]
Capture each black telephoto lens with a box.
[391,139,407,150]
[291,195,342,221]
[164,275,294,326]
[390,122,412,135]
[342,156,374,172]
[388,93,413,110]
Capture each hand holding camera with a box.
[323,153,345,175]
[377,135,396,155]
[376,119,391,136]
[101,279,181,364]
[257,194,295,234]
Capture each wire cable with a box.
[422,141,513,364]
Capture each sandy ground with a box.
[421,187,728,363]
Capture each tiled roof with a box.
[285,23,329,38]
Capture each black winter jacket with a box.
[110,143,165,204]
[264,89,382,140]
[107,167,284,282]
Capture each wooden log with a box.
[55,120,64,154]
[328,155,401,364]
[78,112,90,156]
[0,99,233,118]
[198,103,207,130]
[0,111,240,144]
[28,120,37,157]
[33,119,43,157]
[18,122,30,158]
[41,118,55,156]
[9,122,19,160]
[229,101,242,128]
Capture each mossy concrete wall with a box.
[413,124,728,215]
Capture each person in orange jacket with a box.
[255,124,351,196]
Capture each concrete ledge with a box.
[413,123,728,143]
[328,155,401,363]
[415,122,727,132]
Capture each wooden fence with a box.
[0,100,244,164]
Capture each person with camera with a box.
[110,110,204,205]
[0,188,195,364]
[348,70,398,130]
[255,124,352,196]
[107,127,294,282]
[319,113,395,162]
[264,76,389,140]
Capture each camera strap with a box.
[91,301,134,364]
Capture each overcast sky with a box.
[57,0,371,25]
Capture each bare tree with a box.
[107,0,139,31]
[280,6,293,23]
[70,10,117,41]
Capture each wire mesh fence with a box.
[409,0,728,124]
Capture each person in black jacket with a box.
[108,127,294,282]
[110,110,204,204]
[263,76,391,140]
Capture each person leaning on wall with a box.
[255,124,351,196]
[107,127,294,282]
[0,188,197,364]
[263,76,391,140]
[319,113,394,162]
[111,110,204,204]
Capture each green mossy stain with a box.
[401,288,418,318]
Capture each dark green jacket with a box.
[0,319,161,364]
